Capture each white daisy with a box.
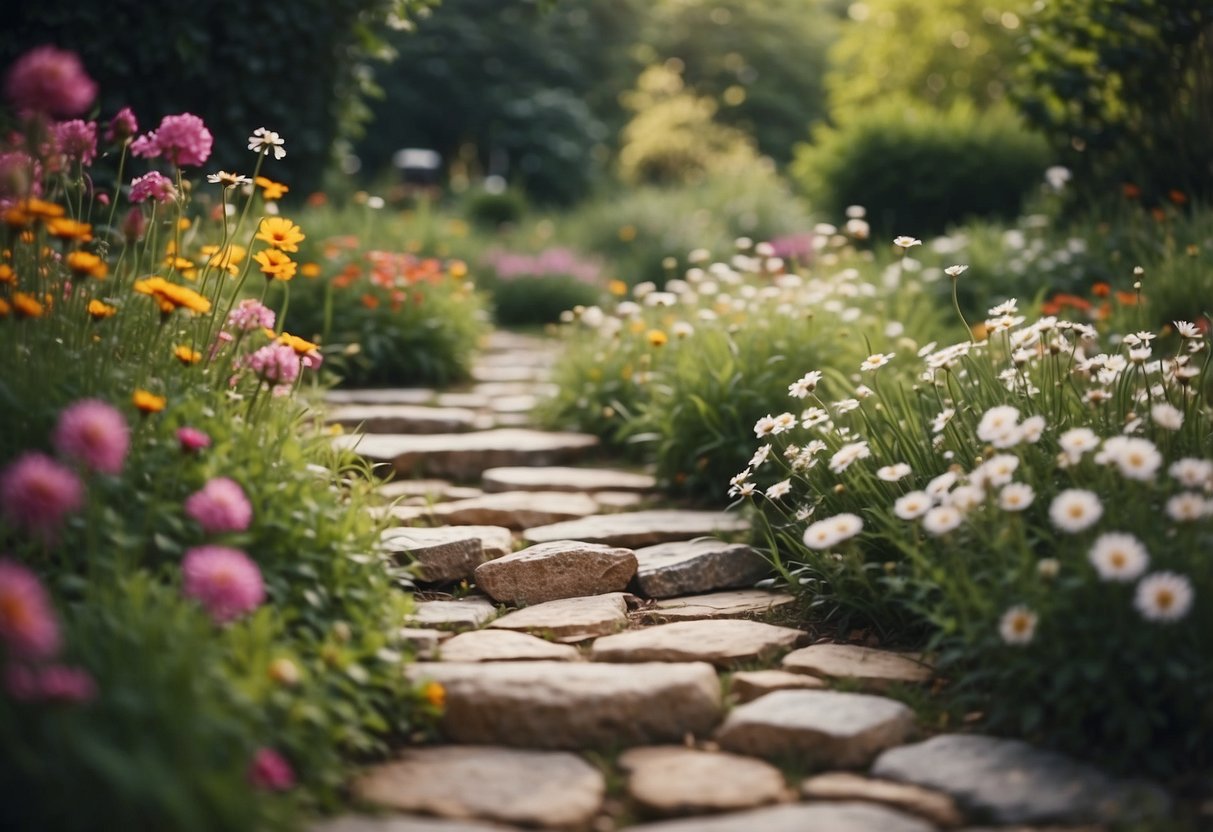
[1036,558,1060,578]
[1019,415,1046,444]
[1168,458,1212,488]
[833,399,860,415]
[801,407,830,429]
[1173,320,1201,338]
[999,605,1038,645]
[765,479,793,500]
[1150,402,1184,431]
[931,408,955,434]
[802,518,840,550]
[1088,532,1149,582]
[829,441,871,474]
[922,505,963,536]
[998,482,1035,512]
[772,412,797,434]
[894,491,933,520]
[860,352,894,372]
[1134,572,1194,623]
[788,370,823,398]
[206,170,251,187]
[1049,489,1103,533]
[926,471,958,499]
[1100,436,1162,481]
[946,484,985,512]
[827,512,864,543]
[893,236,922,249]
[1058,427,1100,461]
[944,264,969,278]
[247,127,286,160]
[748,444,771,469]
[988,299,1019,316]
[1166,492,1207,522]
[974,454,1019,488]
[877,463,912,482]
[977,405,1022,448]
[753,415,777,438]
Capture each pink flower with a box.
[246,343,300,385]
[4,663,97,704]
[3,46,97,117]
[105,107,137,143]
[122,206,145,242]
[226,298,276,332]
[0,453,85,542]
[0,558,60,660]
[248,748,295,791]
[181,546,265,623]
[131,113,212,168]
[0,151,41,200]
[53,399,130,475]
[53,119,97,165]
[176,427,211,454]
[129,171,176,204]
[185,477,253,534]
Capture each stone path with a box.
[317,330,1164,831]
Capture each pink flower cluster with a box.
[105,107,138,143]
[248,747,295,791]
[177,427,212,453]
[227,298,276,332]
[5,662,96,703]
[53,119,97,166]
[53,399,130,475]
[129,171,177,204]
[131,113,213,168]
[3,46,97,118]
[181,545,265,624]
[0,453,84,543]
[246,343,301,386]
[185,477,253,534]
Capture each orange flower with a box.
[87,299,117,319]
[299,261,321,279]
[46,217,93,242]
[255,217,305,252]
[422,681,445,708]
[254,176,289,201]
[306,191,328,207]
[448,260,468,279]
[0,264,15,284]
[133,276,212,315]
[253,248,297,281]
[66,250,108,279]
[277,332,319,355]
[1091,282,1110,298]
[11,291,44,318]
[1116,290,1140,306]
[609,279,628,296]
[164,255,198,280]
[647,329,668,347]
[1122,183,1141,200]
[2,207,31,228]
[361,292,380,309]
[0,298,9,317]
[1168,189,1187,206]
[173,344,202,365]
[132,389,166,413]
[17,198,64,221]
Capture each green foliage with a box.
[0,0,436,195]
[1013,0,1213,203]
[462,187,529,229]
[826,0,1030,117]
[487,273,602,327]
[792,97,1051,236]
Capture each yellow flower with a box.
[11,291,44,318]
[200,244,246,275]
[173,344,202,365]
[422,681,445,709]
[254,176,289,201]
[253,248,297,281]
[608,279,628,296]
[87,299,117,320]
[66,250,108,279]
[449,260,468,279]
[255,217,305,252]
[647,329,668,347]
[0,264,15,284]
[299,261,321,279]
[19,198,65,221]
[46,217,93,242]
[277,331,319,355]
[132,389,166,413]
[178,217,191,231]
[133,276,212,315]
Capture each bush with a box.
[481,247,604,327]
[792,98,1052,237]
[463,187,529,230]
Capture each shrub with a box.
[463,187,529,230]
[481,247,604,327]
[791,98,1052,237]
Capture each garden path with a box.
[313,331,1155,832]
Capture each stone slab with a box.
[376,479,452,501]
[324,388,436,406]
[524,510,749,548]
[619,746,790,816]
[592,491,649,510]
[335,429,599,480]
[352,746,603,828]
[404,661,723,749]
[404,597,499,631]
[639,589,798,622]
[471,365,546,383]
[591,620,805,668]
[716,689,914,767]
[872,734,1167,826]
[311,816,520,832]
[488,394,538,414]
[397,627,453,658]
[481,466,658,494]
[730,669,828,703]
[438,629,580,663]
[475,541,637,605]
[489,593,632,642]
[381,526,513,583]
[327,403,478,434]
[802,772,965,828]
[633,539,771,598]
[430,492,599,531]
[782,644,933,691]
[625,802,935,832]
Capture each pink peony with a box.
[226,298,276,332]
[3,46,97,117]
[0,452,85,542]
[129,171,176,204]
[131,113,212,168]
[248,747,295,791]
[5,663,97,704]
[53,399,130,475]
[105,107,137,143]
[53,119,97,165]
[184,477,253,534]
[0,558,60,660]
[176,427,211,454]
[181,545,265,623]
[246,343,300,385]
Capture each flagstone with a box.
[324,388,436,406]
[729,669,828,703]
[481,466,657,494]
[334,429,599,479]
[437,629,580,662]
[619,746,790,815]
[590,619,805,668]
[380,525,513,583]
[802,772,966,828]
[311,815,520,832]
[326,403,478,434]
[782,644,933,691]
[633,539,770,598]
[523,510,749,548]
[624,802,935,832]
[488,593,632,641]
[639,589,798,622]
[404,596,500,631]
[428,491,599,530]
[474,541,637,604]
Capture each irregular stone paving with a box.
[316,331,1169,831]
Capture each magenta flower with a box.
[0,558,61,660]
[185,477,253,534]
[226,298,276,332]
[53,399,130,475]
[121,206,145,242]
[181,545,265,624]
[104,107,138,143]
[3,46,97,117]
[246,343,300,386]
[131,113,212,167]
[248,748,295,791]
[5,663,97,704]
[0,452,85,542]
[176,427,211,454]
[129,171,177,204]
[53,119,97,166]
